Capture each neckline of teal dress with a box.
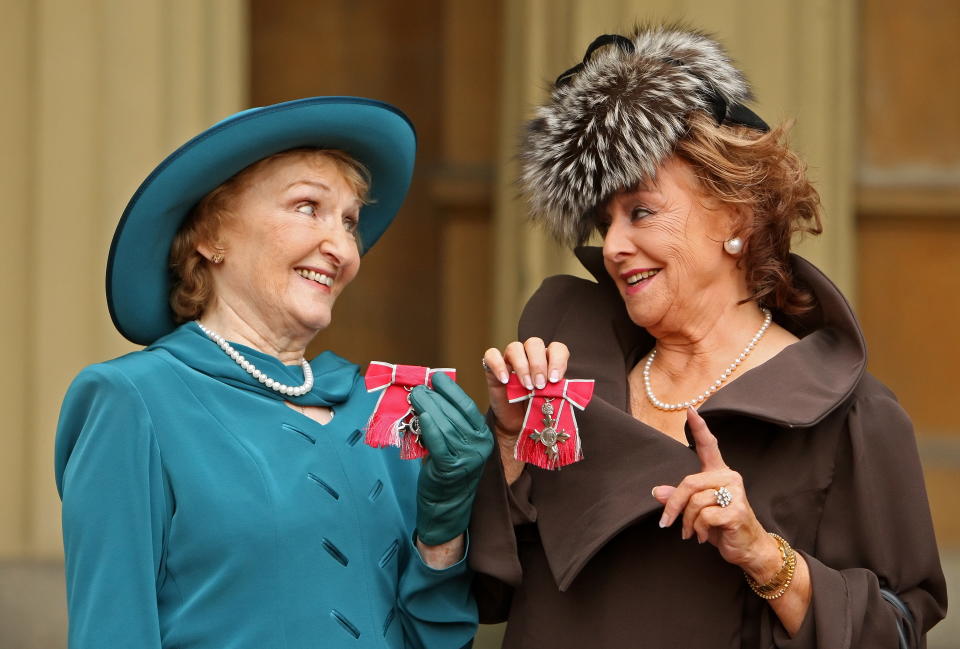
[149,322,360,407]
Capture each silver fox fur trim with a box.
[520,24,755,246]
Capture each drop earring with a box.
[723,237,743,256]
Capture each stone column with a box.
[0,0,247,559]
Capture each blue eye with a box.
[343,215,359,233]
[296,203,316,216]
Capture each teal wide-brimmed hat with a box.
[107,96,416,346]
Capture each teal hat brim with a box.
[107,96,416,345]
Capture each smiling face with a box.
[600,155,749,335]
[201,152,363,341]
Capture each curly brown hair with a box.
[674,112,823,314]
[168,148,371,323]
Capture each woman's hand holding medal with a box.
[409,374,494,553]
[482,338,570,482]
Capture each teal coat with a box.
[55,323,477,649]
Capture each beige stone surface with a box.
[0,0,247,560]
[0,560,66,649]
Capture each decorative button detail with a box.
[322,538,349,567]
[368,479,383,502]
[307,473,340,500]
[331,609,361,639]
[382,607,396,637]
[281,422,315,444]
[346,429,363,447]
[378,539,399,568]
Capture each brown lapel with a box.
[523,249,865,591]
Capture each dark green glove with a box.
[408,373,494,546]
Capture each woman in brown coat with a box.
[472,25,946,648]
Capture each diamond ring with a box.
[481,357,490,373]
[714,486,733,508]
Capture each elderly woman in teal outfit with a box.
[55,97,492,649]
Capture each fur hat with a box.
[520,24,768,246]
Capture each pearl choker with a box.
[644,307,772,411]
[195,321,314,397]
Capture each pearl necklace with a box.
[195,321,314,397]
[643,307,772,411]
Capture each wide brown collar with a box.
[573,246,867,427]
[530,247,866,591]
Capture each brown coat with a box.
[470,248,946,649]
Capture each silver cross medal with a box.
[398,388,422,445]
[529,400,569,462]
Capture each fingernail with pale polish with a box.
[535,374,546,389]
[499,372,509,384]
[549,369,560,383]
[659,514,669,528]
[523,376,534,390]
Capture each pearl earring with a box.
[723,237,743,256]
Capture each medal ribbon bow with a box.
[364,362,456,459]
[506,374,595,470]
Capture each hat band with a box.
[555,33,636,87]
[704,86,770,132]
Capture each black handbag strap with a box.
[880,587,915,649]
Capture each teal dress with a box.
[55,323,477,649]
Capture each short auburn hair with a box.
[675,112,823,314]
[168,148,371,323]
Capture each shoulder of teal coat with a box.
[55,354,164,495]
